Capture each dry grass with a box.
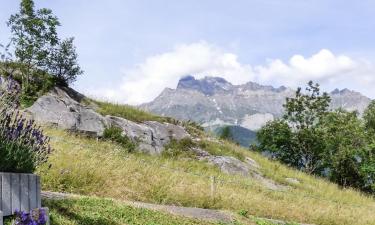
[38,128,375,225]
[93,100,170,123]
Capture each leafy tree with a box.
[283,81,331,130]
[359,146,375,192]
[258,81,330,174]
[363,100,375,134]
[256,119,306,165]
[48,37,83,85]
[257,81,375,193]
[6,0,83,98]
[8,0,60,87]
[318,110,367,188]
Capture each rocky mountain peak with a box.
[241,81,288,92]
[177,75,233,95]
[331,88,356,95]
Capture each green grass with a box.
[94,100,171,123]
[44,197,222,225]
[4,197,222,225]
[38,128,375,225]
[91,100,205,137]
[199,140,246,161]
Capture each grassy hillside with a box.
[38,123,375,225]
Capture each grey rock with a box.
[199,154,287,191]
[26,87,107,137]
[106,116,190,155]
[190,147,211,158]
[205,156,252,176]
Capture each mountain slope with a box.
[20,85,374,225]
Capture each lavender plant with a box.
[13,208,47,225]
[0,76,51,173]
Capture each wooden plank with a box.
[20,174,29,211]
[28,174,37,209]
[0,210,3,225]
[0,173,41,216]
[36,176,41,208]
[11,173,20,213]
[1,173,11,216]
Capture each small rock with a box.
[285,177,300,185]
[205,156,251,176]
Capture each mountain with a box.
[142,75,372,146]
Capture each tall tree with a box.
[8,0,60,87]
[7,0,83,90]
[363,100,375,134]
[318,110,367,188]
[257,81,331,174]
[48,37,83,85]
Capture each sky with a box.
[1,0,375,104]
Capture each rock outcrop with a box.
[106,116,189,154]
[26,87,107,136]
[192,147,287,191]
[26,87,190,154]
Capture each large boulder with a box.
[26,87,108,137]
[106,116,190,154]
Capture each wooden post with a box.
[210,176,216,201]
[0,211,3,225]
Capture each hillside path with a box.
[41,191,314,225]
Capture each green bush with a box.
[103,126,136,152]
[162,138,196,158]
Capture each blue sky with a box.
[1,0,375,104]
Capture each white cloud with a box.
[85,42,375,105]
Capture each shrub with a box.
[162,138,196,158]
[103,126,136,152]
[0,77,51,173]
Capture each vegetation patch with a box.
[199,140,246,161]
[162,138,197,159]
[94,100,171,123]
[256,81,375,194]
[103,126,136,152]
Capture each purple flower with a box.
[13,208,47,225]
[0,77,52,173]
